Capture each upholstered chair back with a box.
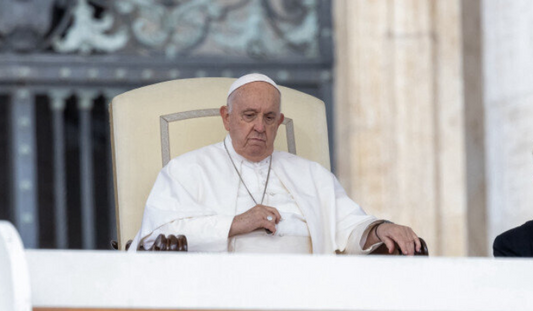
[110,77,329,249]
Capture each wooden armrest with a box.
[370,237,429,256]
[112,235,427,255]
[110,234,188,252]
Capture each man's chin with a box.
[243,147,272,162]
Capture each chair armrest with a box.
[370,237,429,256]
[110,234,188,252]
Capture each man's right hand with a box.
[229,204,281,237]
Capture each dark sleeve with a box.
[493,220,533,257]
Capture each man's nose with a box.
[253,116,266,132]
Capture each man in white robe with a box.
[129,73,421,255]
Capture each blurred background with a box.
[0,0,532,257]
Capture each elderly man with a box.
[129,73,421,255]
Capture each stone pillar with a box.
[334,0,467,256]
[482,0,533,254]
[462,0,488,256]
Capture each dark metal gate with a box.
[0,0,334,249]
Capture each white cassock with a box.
[129,135,383,254]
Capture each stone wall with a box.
[334,0,533,256]
[334,0,466,256]
[483,0,533,251]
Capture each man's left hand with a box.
[367,223,421,255]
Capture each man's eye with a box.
[243,113,256,120]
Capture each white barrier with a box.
[0,221,32,311]
[26,249,533,311]
[2,220,532,311]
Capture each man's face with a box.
[220,82,284,162]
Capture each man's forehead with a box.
[231,83,281,110]
[233,81,279,96]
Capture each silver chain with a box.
[224,139,272,205]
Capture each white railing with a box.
[2,221,533,311]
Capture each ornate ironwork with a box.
[0,0,58,52]
[53,0,128,54]
[0,0,333,249]
[0,0,321,60]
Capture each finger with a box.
[382,237,396,254]
[264,212,276,224]
[272,209,282,223]
[414,236,422,253]
[400,236,416,255]
[263,206,282,223]
[402,228,421,253]
[263,213,276,234]
[263,220,277,234]
[401,240,415,256]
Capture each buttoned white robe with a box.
[129,141,379,254]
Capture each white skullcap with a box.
[227,73,280,97]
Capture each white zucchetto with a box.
[227,73,280,97]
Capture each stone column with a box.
[482,0,533,254]
[334,0,467,256]
[462,0,488,256]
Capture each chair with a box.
[109,77,428,256]
[109,77,330,250]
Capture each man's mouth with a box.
[249,138,266,142]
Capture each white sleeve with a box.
[130,160,234,252]
[344,219,384,254]
[329,171,381,255]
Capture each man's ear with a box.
[278,113,285,126]
[220,105,230,131]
